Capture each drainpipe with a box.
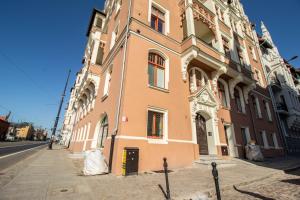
[108,0,133,173]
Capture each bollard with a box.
[163,157,171,200]
[158,157,171,200]
[48,139,53,150]
[211,162,221,200]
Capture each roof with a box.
[86,8,106,37]
[0,116,6,121]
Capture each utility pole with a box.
[49,69,71,150]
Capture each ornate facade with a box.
[257,22,300,154]
[63,0,284,175]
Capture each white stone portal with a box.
[189,86,220,155]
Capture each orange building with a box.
[66,0,284,175]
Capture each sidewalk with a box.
[0,145,299,200]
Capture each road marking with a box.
[0,143,46,149]
[0,144,47,159]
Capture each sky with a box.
[0,0,299,133]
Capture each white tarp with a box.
[83,149,108,175]
[245,144,264,162]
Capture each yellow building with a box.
[16,125,34,140]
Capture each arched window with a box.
[218,81,228,107]
[148,52,165,88]
[234,88,242,112]
[98,115,108,148]
[189,68,210,93]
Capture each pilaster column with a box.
[185,0,195,36]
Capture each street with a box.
[220,169,300,199]
[0,141,47,171]
[0,145,299,200]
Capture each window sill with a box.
[101,94,108,102]
[148,85,169,93]
[147,137,168,144]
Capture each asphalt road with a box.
[0,142,48,171]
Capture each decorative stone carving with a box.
[211,66,227,92]
[243,83,256,104]
[229,74,243,98]
[192,0,216,36]
[181,50,197,81]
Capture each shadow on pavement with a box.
[233,185,275,200]
[280,178,300,186]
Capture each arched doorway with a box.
[195,113,209,155]
[97,115,108,148]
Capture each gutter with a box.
[108,0,133,173]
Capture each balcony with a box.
[228,59,253,80]
[270,77,282,92]
[180,0,216,42]
[277,102,289,114]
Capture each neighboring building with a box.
[60,87,79,146]
[33,128,47,141]
[16,123,34,140]
[257,22,300,154]
[66,0,284,175]
[0,115,10,141]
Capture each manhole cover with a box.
[60,189,68,192]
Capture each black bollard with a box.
[48,139,53,150]
[163,157,171,200]
[211,162,221,200]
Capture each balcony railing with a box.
[277,103,288,112]
[228,60,253,80]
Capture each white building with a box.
[257,22,300,154]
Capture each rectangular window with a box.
[260,130,269,148]
[103,69,112,96]
[151,6,165,33]
[147,111,164,138]
[222,37,231,58]
[249,46,257,60]
[268,133,275,148]
[264,100,272,121]
[237,48,244,66]
[241,128,250,146]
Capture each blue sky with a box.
[0,0,299,133]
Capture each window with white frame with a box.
[147,108,167,140]
[110,24,119,50]
[272,133,279,148]
[218,81,229,108]
[255,69,263,86]
[234,87,245,113]
[148,52,165,89]
[268,132,275,148]
[249,46,257,60]
[241,127,250,145]
[149,2,169,35]
[260,130,269,148]
[263,100,272,121]
[115,0,122,13]
[251,95,262,118]
[103,66,112,97]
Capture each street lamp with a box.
[286,56,298,63]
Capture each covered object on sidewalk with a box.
[83,149,108,175]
